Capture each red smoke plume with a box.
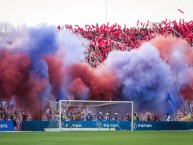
[67,63,119,100]
[150,35,190,62]
[45,51,65,95]
[0,50,30,98]
[179,71,193,100]
[0,49,51,115]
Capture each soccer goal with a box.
[45,100,134,132]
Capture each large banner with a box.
[0,121,14,131]
[61,121,193,130]
[131,121,191,130]
[22,121,193,131]
[62,121,130,131]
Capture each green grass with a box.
[0,131,193,145]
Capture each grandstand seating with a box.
[58,20,193,67]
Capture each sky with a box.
[0,0,193,27]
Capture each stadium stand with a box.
[0,19,193,124]
[58,20,193,67]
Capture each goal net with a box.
[45,100,134,132]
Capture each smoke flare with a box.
[0,25,193,115]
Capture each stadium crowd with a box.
[0,98,193,131]
[54,100,193,122]
[1,98,192,122]
[1,19,193,126]
[58,19,193,67]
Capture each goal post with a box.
[45,100,134,131]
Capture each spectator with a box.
[71,113,76,121]
[45,108,50,120]
[22,112,27,121]
[165,114,171,121]
[133,113,139,121]
[126,114,131,121]
[97,112,104,121]
[180,113,193,122]
[76,111,82,121]
[146,114,151,121]
[105,113,109,120]
[11,112,17,130]
[152,114,158,121]
[114,113,118,121]
[86,111,93,121]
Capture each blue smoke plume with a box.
[105,43,174,114]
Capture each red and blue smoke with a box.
[0,25,193,115]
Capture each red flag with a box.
[137,20,139,27]
[91,25,96,29]
[142,23,145,28]
[178,9,184,14]
[179,19,181,25]
[124,24,126,31]
[57,25,61,30]
[146,20,149,27]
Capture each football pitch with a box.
[0,131,193,145]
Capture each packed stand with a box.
[0,99,33,130]
[45,100,193,122]
[58,19,193,67]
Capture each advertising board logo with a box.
[131,122,153,129]
[131,122,137,129]
[0,124,8,129]
[138,124,152,128]
[103,123,119,128]
[96,121,102,128]
[65,124,82,128]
